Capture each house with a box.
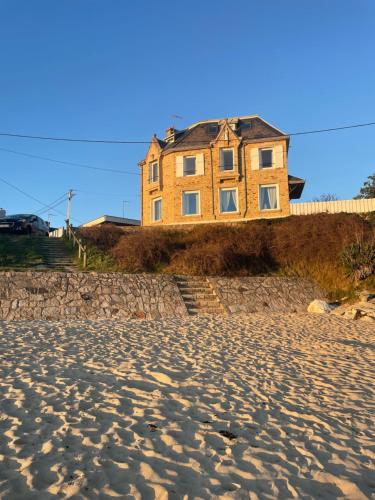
[139,115,305,226]
[80,215,140,228]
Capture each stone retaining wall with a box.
[0,272,324,320]
[209,277,325,314]
[0,272,188,320]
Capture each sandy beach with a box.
[0,314,374,499]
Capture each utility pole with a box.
[66,189,75,228]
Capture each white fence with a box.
[290,198,375,216]
[49,227,65,238]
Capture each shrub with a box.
[167,222,274,275]
[83,214,374,294]
[111,229,182,272]
[341,236,375,282]
[79,224,124,252]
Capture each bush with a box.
[79,224,124,252]
[341,236,375,282]
[167,222,274,275]
[111,229,182,273]
[84,214,375,295]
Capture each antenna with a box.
[170,114,183,129]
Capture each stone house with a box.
[139,115,304,226]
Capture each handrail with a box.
[65,222,87,269]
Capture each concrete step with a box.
[181,293,217,301]
[178,286,212,293]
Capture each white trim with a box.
[151,197,162,222]
[182,190,201,216]
[218,187,239,214]
[148,160,159,183]
[259,184,280,211]
[183,155,197,176]
[259,148,274,169]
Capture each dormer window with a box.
[207,123,219,135]
[259,148,273,168]
[220,148,234,171]
[149,161,159,183]
[183,156,196,176]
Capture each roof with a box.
[160,116,288,154]
[288,175,305,200]
[81,215,140,228]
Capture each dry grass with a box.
[79,214,375,296]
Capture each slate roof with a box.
[160,116,287,154]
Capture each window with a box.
[183,156,196,176]
[152,198,162,221]
[182,191,200,216]
[207,123,219,135]
[259,185,279,210]
[220,148,234,171]
[259,148,273,168]
[219,188,238,213]
[149,161,159,183]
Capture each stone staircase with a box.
[175,276,226,316]
[38,237,76,271]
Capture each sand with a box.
[0,313,374,499]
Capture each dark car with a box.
[0,214,50,236]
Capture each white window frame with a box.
[149,161,159,183]
[259,184,280,211]
[219,148,234,171]
[182,191,201,216]
[219,187,239,214]
[183,155,197,176]
[151,197,162,222]
[259,148,274,169]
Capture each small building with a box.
[81,215,140,228]
[139,115,304,226]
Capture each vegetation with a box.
[354,173,375,199]
[312,193,338,202]
[0,235,45,268]
[79,213,375,297]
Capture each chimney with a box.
[165,126,176,143]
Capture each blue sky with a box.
[0,0,374,226]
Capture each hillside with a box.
[79,213,375,298]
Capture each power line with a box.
[35,194,68,215]
[0,176,82,223]
[75,189,140,198]
[0,146,139,176]
[0,120,374,144]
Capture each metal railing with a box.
[66,223,87,269]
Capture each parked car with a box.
[0,214,50,236]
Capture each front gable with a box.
[212,120,241,148]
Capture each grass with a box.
[0,235,45,269]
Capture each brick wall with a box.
[141,134,290,226]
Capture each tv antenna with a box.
[170,114,183,128]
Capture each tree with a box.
[312,193,338,202]
[354,174,375,199]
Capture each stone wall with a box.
[209,277,325,314]
[0,272,188,320]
